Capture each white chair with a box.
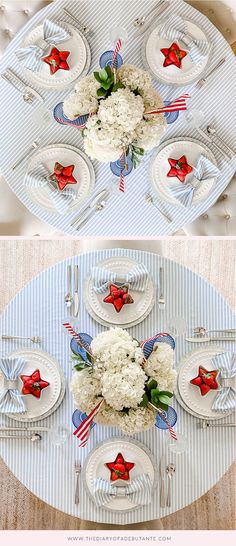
[0,0,235,235]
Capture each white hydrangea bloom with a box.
[143,342,177,392]
[70,369,101,413]
[63,74,100,119]
[117,64,152,91]
[117,407,156,434]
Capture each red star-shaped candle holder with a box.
[105,452,135,482]
[20,369,50,398]
[49,162,77,191]
[167,155,193,183]
[42,47,70,74]
[190,366,219,396]
[160,42,187,68]
[103,284,134,313]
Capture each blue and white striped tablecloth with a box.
[0,0,235,236]
[0,248,235,524]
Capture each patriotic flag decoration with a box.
[111,38,122,69]
[157,409,178,441]
[73,399,104,447]
[119,152,126,192]
[145,94,191,115]
[63,322,95,364]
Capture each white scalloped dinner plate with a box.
[83,437,157,512]
[0,348,64,422]
[84,257,155,328]
[25,144,95,215]
[176,346,233,419]
[144,19,211,86]
[150,137,218,206]
[21,21,90,89]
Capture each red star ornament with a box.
[160,42,187,68]
[190,366,219,396]
[20,369,50,398]
[103,284,134,313]
[167,155,193,183]
[42,47,70,74]
[105,452,135,482]
[49,162,77,191]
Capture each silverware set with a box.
[198,421,236,429]
[0,426,49,441]
[71,189,110,231]
[186,327,235,343]
[65,264,79,318]
[1,68,44,104]
[134,1,170,36]
[195,125,234,161]
[160,455,176,507]
[145,193,172,224]
[195,57,226,89]
[1,334,41,343]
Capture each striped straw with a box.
[111,38,122,69]
[73,399,104,447]
[145,94,191,115]
[119,151,126,192]
[63,322,95,363]
[149,402,178,441]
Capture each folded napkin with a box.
[94,473,152,507]
[212,353,236,413]
[159,14,211,64]
[170,155,219,207]
[91,263,150,294]
[15,19,71,72]
[25,164,76,214]
[0,357,26,413]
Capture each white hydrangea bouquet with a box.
[70,327,177,437]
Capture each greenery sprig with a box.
[93,66,125,99]
[140,378,173,411]
[130,144,145,169]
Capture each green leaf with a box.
[150,388,159,406]
[158,401,169,411]
[139,393,149,407]
[74,363,88,371]
[158,394,171,405]
[97,88,107,97]
[100,80,113,90]
[94,71,102,83]
[159,391,173,398]
[105,65,113,78]
[71,353,84,361]
[146,379,158,391]
[112,82,125,92]
[99,68,109,81]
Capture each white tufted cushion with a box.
[187,1,236,41]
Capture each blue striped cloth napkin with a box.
[170,155,220,208]
[93,474,152,507]
[25,164,77,214]
[0,356,26,413]
[15,19,71,72]
[212,353,236,412]
[91,263,150,294]
[158,14,211,64]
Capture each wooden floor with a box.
[0,239,235,530]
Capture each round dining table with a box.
[0,0,235,236]
[0,248,235,524]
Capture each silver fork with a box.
[75,461,81,504]
[166,463,176,507]
[158,267,165,308]
[64,265,73,314]
[196,57,226,89]
[63,7,91,35]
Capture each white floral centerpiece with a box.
[63,64,167,167]
[71,327,176,435]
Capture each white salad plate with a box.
[176,346,233,420]
[25,144,95,215]
[20,21,91,89]
[83,437,157,512]
[143,18,211,86]
[150,137,218,206]
[84,257,155,328]
[0,348,65,422]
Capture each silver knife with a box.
[186,336,235,343]
[73,265,79,318]
[160,455,166,508]
[71,188,109,228]
[135,1,169,36]
[195,127,230,161]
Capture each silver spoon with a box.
[206,126,235,157]
[166,463,176,507]
[193,327,235,337]
[1,335,41,343]
[134,1,164,26]
[65,265,73,313]
[12,141,39,170]
[0,433,42,441]
[74,199,107,231]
